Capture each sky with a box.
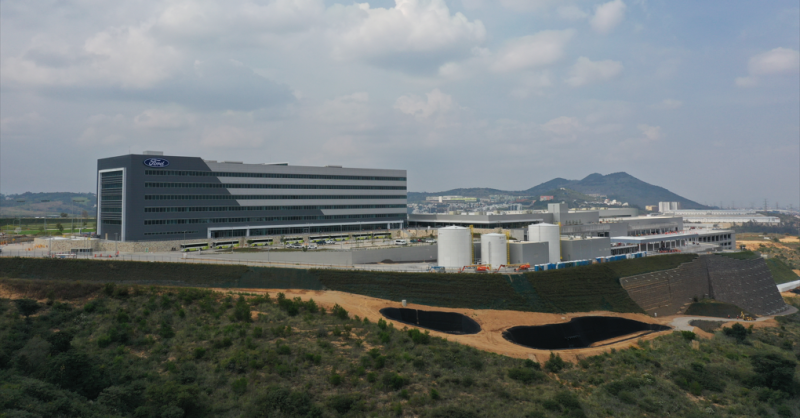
[1,0,799,209]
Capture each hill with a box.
[410,172,707,209]
[0,278,798,417]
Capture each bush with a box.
[381,372,406,391]
[430,388,440,400]
[245,386,319,418]
[408,328,431,344]
[723,323,748,343]
[326,393,361,414]
[545,353,567,373]
[329,373,342,386]
[426,406,479,418]
[508,368,545,384]
[232,377,248,395]
[681,331,696,341]
[233,298,252,322]
[14,299,41,317]
[332,304,349,320]
[193,347,206,359]
[749,353,798,394]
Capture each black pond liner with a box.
[503,316,671,350]
[379,308,481,335]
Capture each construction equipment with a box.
[491,263,531,273]
[459,264,490,273]
[427,266,446,273]
[514,263,531,272]
[740,311,755,321]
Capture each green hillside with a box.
[1,279,798,417]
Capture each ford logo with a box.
[143,158,170,168]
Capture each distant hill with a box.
[409,172,708,209]
[0,192,97,217]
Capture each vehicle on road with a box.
[425,239,436,243]
[307,244,318,250]
[393,239,408,245]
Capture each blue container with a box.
[547,263,556,270]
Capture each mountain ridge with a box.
[409,172,708,209]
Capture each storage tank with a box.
[528,223,561,264]
[437,226,472,268]
[480,233,507,269]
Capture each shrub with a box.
[381,372,406,391]
[326,393,361,414]
[680,331,696,341]
[408,328,431,344]
[545,353,567,373]
[430,388,440,400]
[749,353,798,394]
[378,318,388,330]
[272,325,292,338]
[233,299,252,322]
[427,406,479,418]
[244,386,318,418]
[252,327,263,338]
[158,323,175,339]
[193,347,206,359]
[232,377,248,395]
[329,373,342,386]
[723,323,748,343]
[508,368,545,384]
[524,359,541,370]
[14,299,41,317]
[332,304,349,320]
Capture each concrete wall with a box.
[352,245,437,264]
[509,242,549,265]
[560,237,610,261]
[620,256,710,317]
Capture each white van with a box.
[393,239,408,245]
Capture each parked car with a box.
[324,240,335,245]
[307,244,318,250]
[425,239,436,243]
[393,239,408,245]
[286,243,302,249]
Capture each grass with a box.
[717,251,760,260]
[1,279,798,418]
[766,258,800,284]
[684,301,753,318]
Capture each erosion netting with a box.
[503,316,671,350]
[380,308,481,335]
[0,256,700,314]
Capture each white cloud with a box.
[735,47,799,87]
[735,76,758,87]
[542,116,584,137]
[565,57,623,87]
[3,24,182,89]
[200,125,264,148]
[638,124,663,142]
[394,89,454,119]
[652,99,683,110]
[78,114,128,145]
[590,0,626,34]
[747,47,799,75]
[330,0,485,69]
[491,30,574,73]
[314,92,374,131]
[557,5,588,21]
[134,109,195,129]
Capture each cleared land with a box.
[684,301,753,318]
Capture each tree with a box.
[60,212,68,218]
[56,223,64,234]
[82,210,89,218]
[14,299,41,317]
[723,323,748,343]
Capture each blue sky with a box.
[1,0,798,209]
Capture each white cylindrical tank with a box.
[528,223,561,264]
[437,226,472,268]
[481,233,507,269]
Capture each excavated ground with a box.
[220,288,686,362]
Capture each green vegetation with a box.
[765,258,799,285]
[716,251,760,260]
[689,320,723,333]
[2,279,799,417]
[685,301,754,318]
[0,254,705,314]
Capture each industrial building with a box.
[97,152,407,242]
[658,209,780,225]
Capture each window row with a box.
[101,207,123,213]
[101,171,123,178]
[143,230,197,236]
[144,204,407,213]
[144,195,406,201]
[145,170,405,181]
[102,220,122,225]
[216,223,400,238]
[101,195,122,201]
[144,214,401,225]
[144,182,406,190]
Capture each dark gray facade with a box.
[97,154,407,242]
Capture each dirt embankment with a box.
[220,288,677,363]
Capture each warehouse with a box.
[97,152,407,242]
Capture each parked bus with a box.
[181,242,209,252]
[213,241,239,249]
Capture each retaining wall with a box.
[620,255,788,316]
